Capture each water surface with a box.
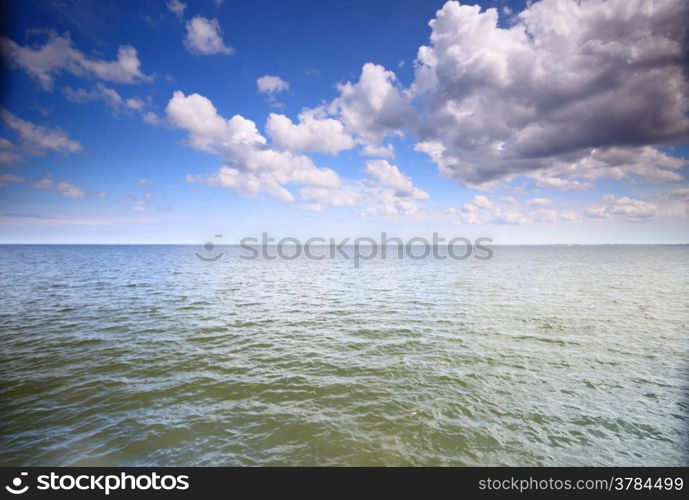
[1,245,687,465]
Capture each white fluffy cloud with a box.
[0,109,82,165]
[364,159,429,200]
[256,75,290,95]
[0,33,150,90]
[262,66,412,155]
[184,17,234,55]
[266,110,355,154]
[329,63,417,158]
[165,0,689,219]
[299,159,429,216]
[411,0,689,187]
[166,91,341,200]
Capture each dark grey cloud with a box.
[411,0,689,187]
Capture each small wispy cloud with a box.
[123,192,154,212]
[166,0,186,21]
[257,75,290,108]
[585,195,657,222]
[184,16,234,55]
[0,173,25,187]
[0,32,151,90]
[0,214,158,227]
[30,175,105,199]
[0,109,82,166]
[63,84,157,123]
[257,75,289,94]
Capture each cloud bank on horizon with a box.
[1,0,688,242]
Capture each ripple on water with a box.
[0,245,688,466]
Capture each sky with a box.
[0,0,688,244]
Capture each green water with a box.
[0,245,687,465]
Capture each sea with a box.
[0,244,687,466]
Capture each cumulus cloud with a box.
[166,91,341,200]
[411,0,689,188]
[364,159,429,200]
[0,33,150,90]
[266,110,355,154]
[166,0,689,219]
[166,89,428,215]
[0,109,82,165]
[184,16,234,55]
[299,159,429,216]
[585,194,657,221]
[329,63,417,158]
[257,75,289,95]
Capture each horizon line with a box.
[1,243,688,247]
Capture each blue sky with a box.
[1,0,688,244]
